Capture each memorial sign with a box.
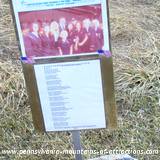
[11,0,117,132]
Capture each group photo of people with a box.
[19,5,104,57]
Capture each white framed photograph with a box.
[11,0,110,59]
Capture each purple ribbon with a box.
[20,57,35,64]
[98,50,112,58]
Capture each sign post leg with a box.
[71,130,83,160]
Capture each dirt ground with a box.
[0,0,160,159]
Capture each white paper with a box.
[34,59,106,131]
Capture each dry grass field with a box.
[0,0,160,159]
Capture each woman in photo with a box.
[67,22,76,47]
[71,18,78,28]
[90,19,104,51]
[74,21,88,54]
[58,30,73,55]
[21,23,32,56]
[40,23,54,56]
[59,17,67,31]
[83,18,91,33]
[27,21,43,57]
[50,21,60,55]
[82,18,92,52]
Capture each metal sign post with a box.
[71,131,83,160]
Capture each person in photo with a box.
[90,19,104,51]
[59,17,67,31]
[27,21,43,57]
[74,21,88,54]
[83,18,91,33]
[58,30,73,55]
[82,18,92,52]
[67,22,76,47]
[40,23,54,56]
[21,23,33,57]
[50,21,60,55]
[71,18,78,27]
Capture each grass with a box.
[0,0,160,159]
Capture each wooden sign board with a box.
[10,0,117,132]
